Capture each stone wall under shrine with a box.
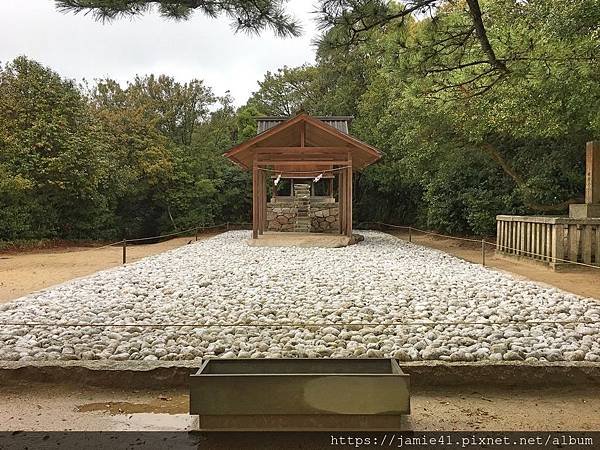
[267,201,340,233]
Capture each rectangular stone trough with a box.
[189,358,410,431]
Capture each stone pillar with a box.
[585,141,600,204]
[569,141,600,218]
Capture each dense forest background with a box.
[1,0,599,241]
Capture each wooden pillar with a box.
[596,225,600,265]
[339,170,345,235]
[263,171,268,233]
[261,169,266,234]
[347,161,353,237]
[252,162,258,239]
[258,168,264,235]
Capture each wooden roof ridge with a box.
[256,115,354,120]
[223,113,382,163]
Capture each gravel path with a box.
[0,231,599,363]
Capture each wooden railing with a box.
[496,215,600,268]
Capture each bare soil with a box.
[0,234,218,304]
[0,381,598,432]
[389,230,600,301]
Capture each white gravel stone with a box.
[0,231,599,363]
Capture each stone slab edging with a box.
[1,360,599,389]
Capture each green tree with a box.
[0,57,112,239]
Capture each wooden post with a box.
[551,224,564,267]
[525,222,530,256]
[226,222,230,231]
[519,221,525,256]
[568,225,579,262]
[542,224,547,259]
[195,228,198,241]
[582,225,593,264]
[531,223,537,257]
[545,224,552,261]
[252,163,258,239]
[496,221,501,252]
[409,227,412,243]
[122,238,127,264]
[481,239,486,266]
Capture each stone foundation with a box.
[267,202,339,233]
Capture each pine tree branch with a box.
[55,0,302,37]
[464,0,509,74]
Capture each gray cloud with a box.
[0,0,319,105]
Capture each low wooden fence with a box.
[496,215,600,268]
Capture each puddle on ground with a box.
[76,394,188,415]
[75,394,196,431]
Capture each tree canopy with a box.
[2,0,600,242]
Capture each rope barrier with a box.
[0,320,599,328]
[257,165,352,174]
[0,223,254,265]
[366,222,600,271]
[370,222,485,244]
[69,240,125,252]
[126,223,228,244]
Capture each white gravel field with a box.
[0,231,599,363]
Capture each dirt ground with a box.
[0,233,218,304]
[0,381,598,432]
[1,233,599,443]
[389,230,600,301]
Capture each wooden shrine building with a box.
[224,113,382,239]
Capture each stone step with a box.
[294,183,311,232]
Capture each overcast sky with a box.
[0,0,319,105]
